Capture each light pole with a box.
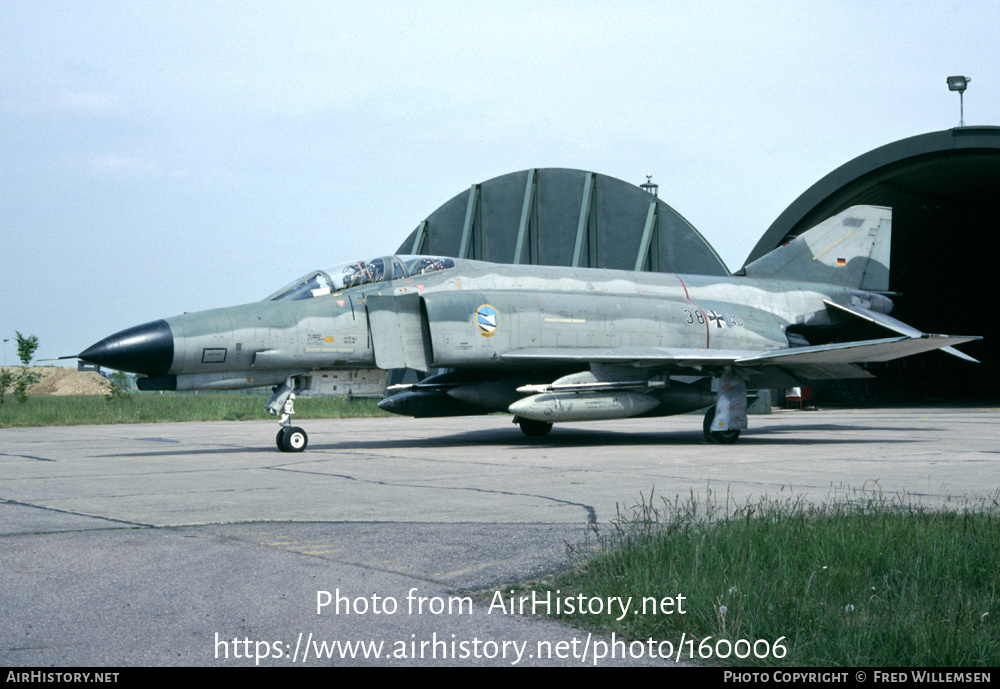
[947,76,971,127]
[3,338,8,367]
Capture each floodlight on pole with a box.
[947,75,970,127]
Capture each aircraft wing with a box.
[502,334,980,383]
[501,346,758,368]
[734,334,980,365]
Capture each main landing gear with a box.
[702,371,748,444]
[702,405,740,444]
[267,378,309,452]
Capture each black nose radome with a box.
[79,320,174,376]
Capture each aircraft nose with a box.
[78,319,174,376]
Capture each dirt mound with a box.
[1,367,111,396]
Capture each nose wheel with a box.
[276,426,308,452]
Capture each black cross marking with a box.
[707,311,727,329]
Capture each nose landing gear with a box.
[267,378,309,452]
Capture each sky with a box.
[2,0,998,364]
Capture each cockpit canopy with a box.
[267,255,456,301]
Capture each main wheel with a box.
[703,405,740,444]
[276,428,288,450]
[517,417,553,437]
[280,426,308,452]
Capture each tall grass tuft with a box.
[536,487,999,666]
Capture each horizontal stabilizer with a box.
[824,299,980,363]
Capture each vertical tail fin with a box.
[741,205,891,291]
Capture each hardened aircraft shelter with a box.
[744,127,1000,401]
[395,168,728,276]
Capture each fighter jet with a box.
[75,205,979,451]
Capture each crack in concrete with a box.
[267,465,598,524]
[0,452,56,462]
[0,498,153,529]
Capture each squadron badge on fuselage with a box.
[476,304,498,337]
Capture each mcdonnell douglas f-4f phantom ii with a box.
[75,205,979,452]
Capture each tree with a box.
[0,367,13,405]
[15,331,42,403]
[104,370,134,403]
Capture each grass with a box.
[520,488,999,666]
[0,393,390,427]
